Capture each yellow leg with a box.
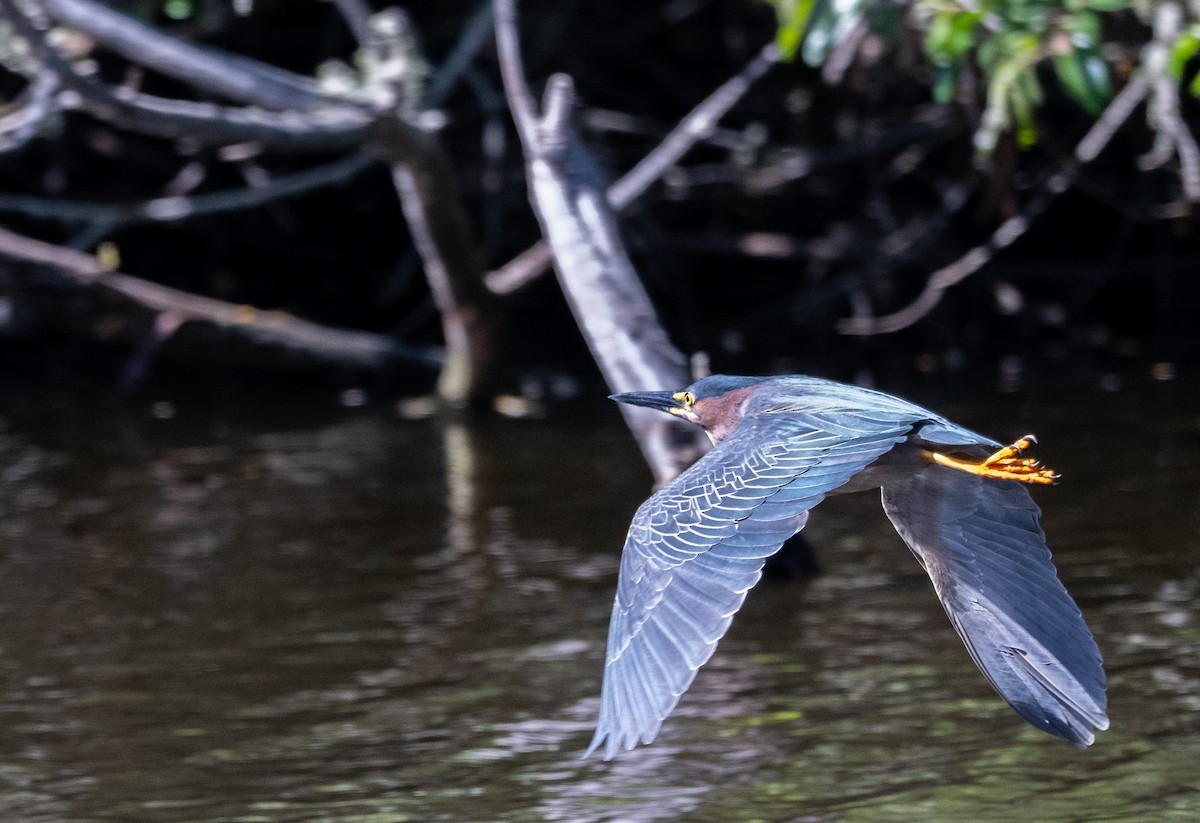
[925,434,1060,485]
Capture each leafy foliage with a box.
[765,0,1142,151]
[1169,18,1200,97]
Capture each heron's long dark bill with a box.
[609,390,681,414]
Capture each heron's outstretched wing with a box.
[881,466,1108,746]
[586,412,914,759]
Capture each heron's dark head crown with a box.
[682,374,771,401]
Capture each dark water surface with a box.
[0,379,1197,822]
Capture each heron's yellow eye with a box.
[673,391,695,407]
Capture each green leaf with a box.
[800,0,859,67]
[1049,11,1110,114]
[1012,67,1042,148]
[925,10,984,66]
[1170,31,1200,80]
[975,31,1042,153]
[1053,51,1109,114]
[772,0,811,62]
[775,23,804,61]
[865,2,902,43]
[1066,9,1102,44]
[163,0,193,20]
[768,0,820,62]
[764,0,866,67]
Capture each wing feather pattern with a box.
[881,466,1109,746]
[586,412,913,759]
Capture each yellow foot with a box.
[926,434,1060,485]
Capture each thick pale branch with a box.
[496,0,706,484]
[2,0,369,149]
[369,119,500,406]
[387,154,498,404]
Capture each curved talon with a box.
[981,434,1037,466]
[927,435,1060,485]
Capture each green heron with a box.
[586,374,1108,759]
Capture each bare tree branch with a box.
[838,70,1152,336]
[1,0,370,149]
[1135,2,1200,201]
[493,0,539,151]
[428,1,495,106]
[0,0,502,403]
[329,0,374,47]
[1076,72,1149,163]
[0,70,58,153]
[495,0,706,484]
[485,31,780,296]
[383,133,499,405]
[0,150,375,224]
[0,224,442,371]
[606,42,779,209]
[41,0,329,111]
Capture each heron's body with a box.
[587,374,1108,759]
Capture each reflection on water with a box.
[0,380,1196,821]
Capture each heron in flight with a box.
[587,374,1108,759]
